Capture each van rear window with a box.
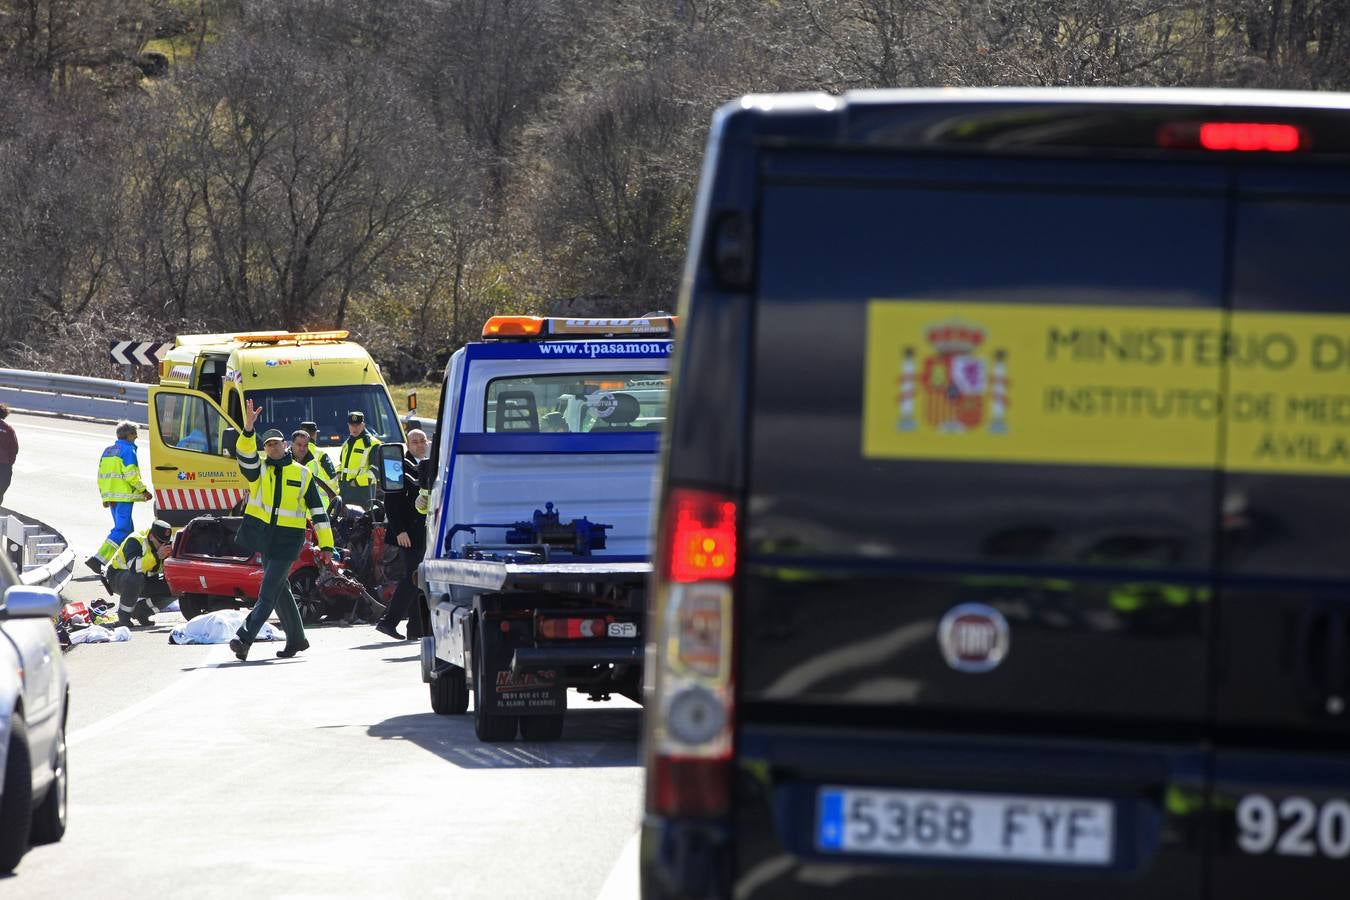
[747,163,1226,568]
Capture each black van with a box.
[642,89,1350,899]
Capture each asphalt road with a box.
[2,412,644,898]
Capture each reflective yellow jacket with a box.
[339,433,381,486]
[234,432,334,559]
[97,439,148,503]
[296,449,339,496]
[108,528,161,574]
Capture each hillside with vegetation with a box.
[0,0,1343,380]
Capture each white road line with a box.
[595,828,641,900]
[68,644,232,748]
[11,420,121,439]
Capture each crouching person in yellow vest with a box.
[107,519,175,628]
[228,400,335,662]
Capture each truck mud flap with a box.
[480,624,567,717]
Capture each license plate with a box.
[817,786,1114,866]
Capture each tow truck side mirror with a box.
[407,390,417,413]
[221,427,239,458]
[375,442,405,492]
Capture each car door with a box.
[0,620,55,774]
[147,387,248,526]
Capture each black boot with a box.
[133,600,156,628]
[276,639,310,659]
[229,638,250,661]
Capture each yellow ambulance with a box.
[148,330,402,524]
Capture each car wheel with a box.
[30,704,67,845]
[289,568,322,624]
[0,714,33,874]
[430,666,469,715]
[472,628,517,742]
[519,713,565,742]
[178,594,206,620]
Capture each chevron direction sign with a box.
[110,340,172,366]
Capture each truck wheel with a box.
[0,715,33,874]
[519,714,565,742]
[430,666,469,715]
[30,705,67,845]
[472,630,517,742]
[178,594,206,620]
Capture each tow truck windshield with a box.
[248,384,400,445]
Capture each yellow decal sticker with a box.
[862,301,1350,475]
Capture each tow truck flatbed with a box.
[421,558,651,593]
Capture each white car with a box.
[0,552,68,873]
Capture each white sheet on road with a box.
[69,624,131,644]
[169,609,284,645]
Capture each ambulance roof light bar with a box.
[481,315,677,340]
[232,330,351,344]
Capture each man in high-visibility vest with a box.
[228,399,335,662]
[87,420,154,573]
[290,428,339,501]
[106,519,174,628]
[338,410,381,507]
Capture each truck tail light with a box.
[537,615,612,639]
[646,488,738,819]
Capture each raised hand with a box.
[244,398,261,431]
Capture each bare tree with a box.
[0,0,157,90]
[538,68,696,309]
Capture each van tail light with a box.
[646,488,737,819]
[665,488,737,582]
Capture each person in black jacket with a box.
[374,429,429,640]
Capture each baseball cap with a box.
[291,428,311,440]
[299,420,318,435]
[347,411,365,424]
[150,520,173,541]
[261,428,286,443]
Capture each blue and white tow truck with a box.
[417,315,673,742]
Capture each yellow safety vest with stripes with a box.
[339,434,381,486]
[300,451,339,495]
[97,440,147,503]
[108,528,161,574]
[236,432,335,548]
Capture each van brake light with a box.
[1158,121,1305,152]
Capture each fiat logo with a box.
[938,603,1009,673]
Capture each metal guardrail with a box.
[0,368,148,425]
[1,366,435,440]
[0,508,75,592]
